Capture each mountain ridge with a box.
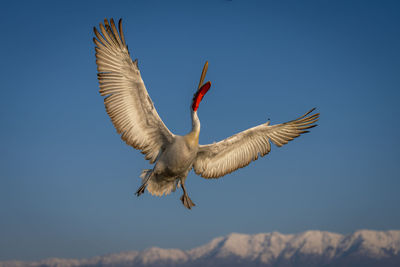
[2,230,400,267]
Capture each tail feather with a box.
[139,169,179,197]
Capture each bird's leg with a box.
[135,183,147,197]
[180,182,195,209]
[135,171,152,197]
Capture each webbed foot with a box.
[180,194,196,209]
[135,183,146,196]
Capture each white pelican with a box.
[94,19,319,209]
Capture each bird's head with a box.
[192,61,211,112]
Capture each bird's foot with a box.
[180,194,196,209]
[135,183,147,196]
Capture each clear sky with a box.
[1,0,399,262]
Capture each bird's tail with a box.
[140,169,179,197]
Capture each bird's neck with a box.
[185,110,200,147]
[191,110,200,133]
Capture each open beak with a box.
[192,61,211,111]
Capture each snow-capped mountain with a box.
[2,230,400,267]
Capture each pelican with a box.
[94,19,319,209]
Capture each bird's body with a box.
[94,19,319,209]
[146,134,198,194]
[136,111,201,206]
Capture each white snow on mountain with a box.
[1,230,399,267]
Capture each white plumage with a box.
[94,18,319,209]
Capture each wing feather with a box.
[193,109,319,178]
[94,19,174,163]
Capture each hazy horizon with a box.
[2,229,400,267]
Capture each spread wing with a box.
[94,19,174,163]
[193,109,319,178]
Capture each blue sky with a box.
[1,0,400,261]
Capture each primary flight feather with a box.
[94,18,319,209]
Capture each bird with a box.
[93,18,319,209]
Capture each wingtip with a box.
[308,107,317,115]
[118,18,126,46]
